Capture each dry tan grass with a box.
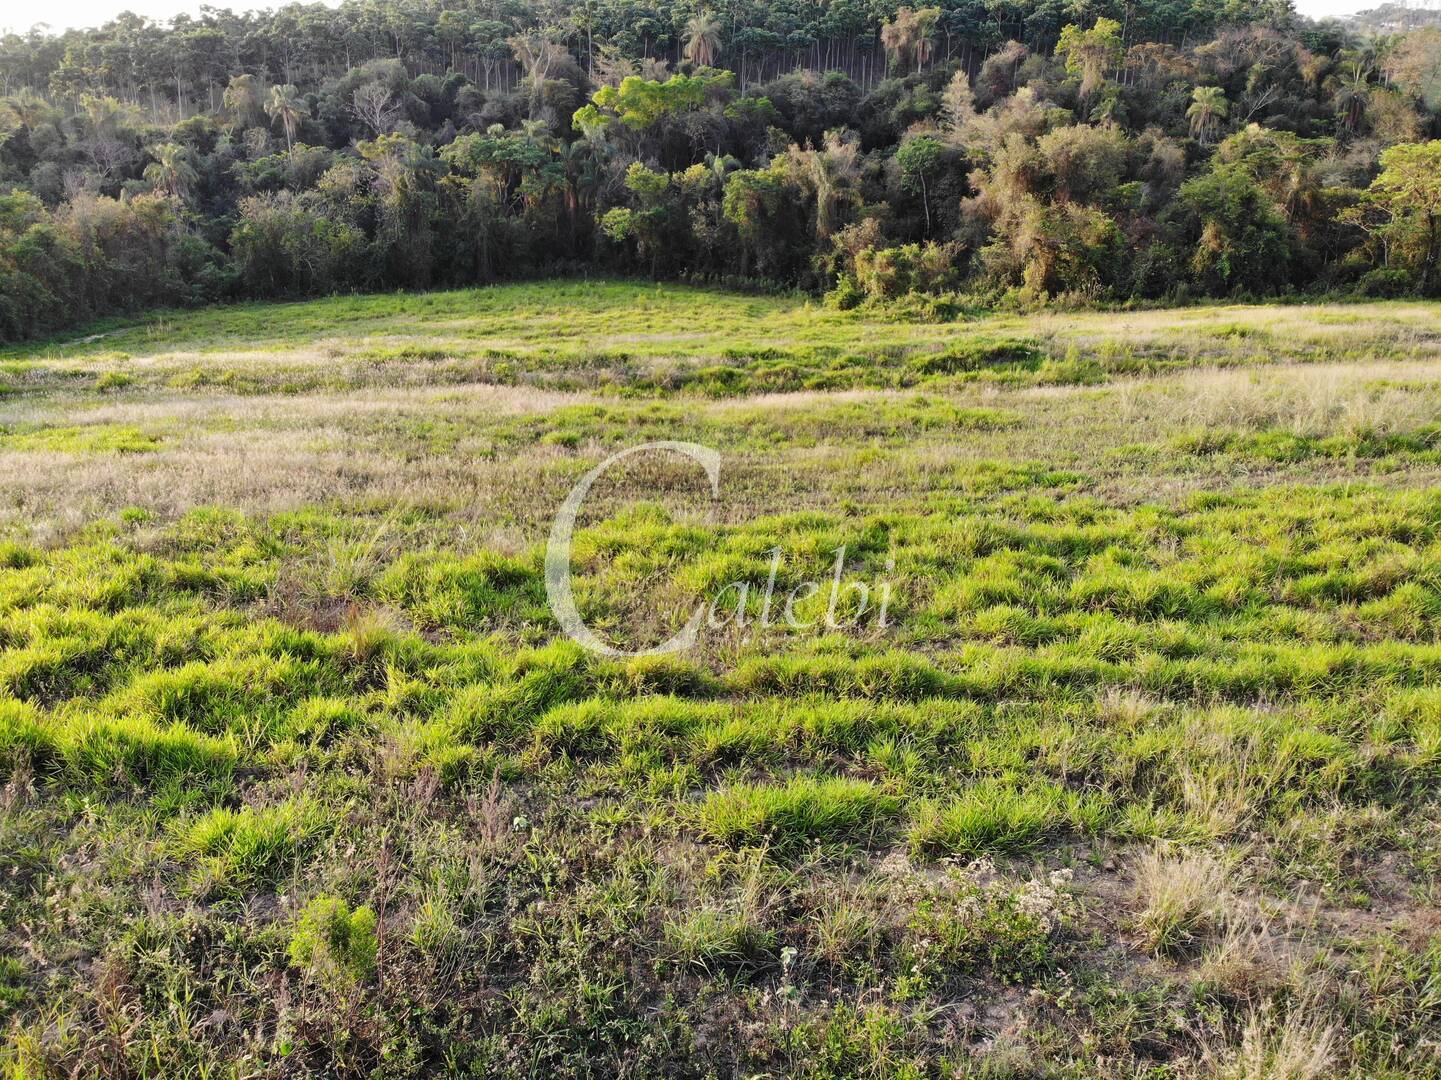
[1132,845,1234,955]
[0,381,581,429]
[4,349,1441,543]
[1111,361,1441,437]
[1195,906,1286,1001]
[1096,687,1166,725]
[0,437,567,544]
[1202,1004,1337,1080]
[1025,301,1441,354]
[808,880,888,967]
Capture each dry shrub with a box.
[1133,845,1232,956]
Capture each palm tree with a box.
[143,142,198,200]
[265,84,305,152]
[519,118,557,156]
[1187,86,1229,145]
[683,10,723,68]
[786,131,862,240]
[1090,86,1123,128]
[1280,158,1324,239]
[1057,18,1122,104]
[222,73,266,128]
[561,138,606,246]
[1333,60,1370,134]
[2,88,53,132]
[704,150,740,191]
[880,7,939,75]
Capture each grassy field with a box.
[1,281,1440,1077]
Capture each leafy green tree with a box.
[442,125,564,216]
[1215,125,1332,244]
[573,72,730,137]
[358,133,442,286]
[230,191,366,295]
[1345,140,1441,294]
[723,164,791,278]
[0,89,55,134]
[1178,163,1294,295]
[754,71,860,147]
[601,162,675,276]
[896,134,942,236]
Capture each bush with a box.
[229,192,368,298]
[850,242,961,301]
[289,894,378,988]
[1356,267,1414,298]
[0,192,222,343]
[1177,164,1295,296]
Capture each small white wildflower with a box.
[877,850,913,877]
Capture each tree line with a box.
[3,0,1288,104]
[1,0,1440,341]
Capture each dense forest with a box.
[2,0,1441,341]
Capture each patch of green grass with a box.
[661,908,777,972]
[697,775,900,851]
[908,781,1076,858]
[11,281,1432,398]
[1,423,163,454]
[93,371,135,391]
[0,697,237,788]
[1173,424,1441,464]
[170,796,327,894]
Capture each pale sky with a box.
[4,0,340,35]
[0,0,1410,36]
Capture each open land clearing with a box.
[1,282,1440,1077]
